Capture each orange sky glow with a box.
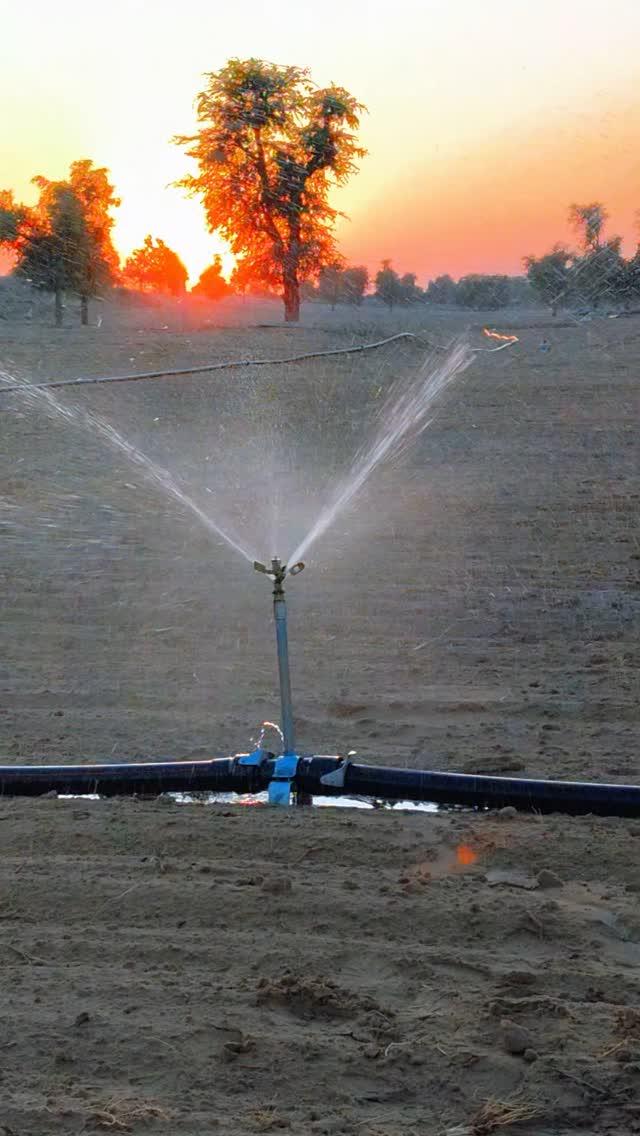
[1,0,639,286]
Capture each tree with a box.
[176,58,365,323]
[627,245,640,304]
[375,260,403,308]
[2,162,120,325]
[399,272,423,304]
[524,246,573,312]
[569,202,608,252]
[425,274,457,305]
[66,160,120,323]
[455,274,510,309]
[14,184,90,326]
[0,190,25,244]
[341,265,368,305]
[317,263,343,308]
[123,236,188,295]
[191,255,231,300]
[317,263,368,307]
[572,236,627,309]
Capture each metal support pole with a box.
[254,556,304,762]
[274,588,295,756]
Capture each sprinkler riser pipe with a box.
[274,594,295,756]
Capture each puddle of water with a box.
[167,791,437,811]
[58,791,437,812]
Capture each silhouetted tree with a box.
[123,236,188,295]
[569,202,608,252]
[375,259,403,308]
[523,246,572,313]
[317,262,343,308]
[627,245,640,303]
[425,274,457,305]
[572,236,627,309]
[3,163,120,325]
[0,190,25,244]
[455,274,510,309]
[191,255,230,300]
[14,184,90,326]
[399,272,423,304]
[66,160,120,323]
[317,263,368,306]
[176,58,365,322]
[342,265,368,304]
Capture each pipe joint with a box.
[268,754,300,806]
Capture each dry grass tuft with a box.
[248,1106,290,1131]
[469,1094,541,1134]
[88,1096,171,1131]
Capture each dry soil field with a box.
[1,290,639,1133]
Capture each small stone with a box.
[261,876,292,894]
[537,869,563,889]
[497,806,518,821]
[500,1018,534,1055]
[523,1048,539,1063]
[74,1011,90,1027]
[363,1043,380,1059]
[42,789,58,800]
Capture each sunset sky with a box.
[1,0,639,284]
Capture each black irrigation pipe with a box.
[0,331,516,398]
[0,332,427,396]
[1,755,639,816]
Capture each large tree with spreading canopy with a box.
[176,58,365,322]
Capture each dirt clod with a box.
[499,1018,534,1055]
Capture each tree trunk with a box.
[54,288,63,327]
[283,224,301,323]
[80,294,89,325]
[283,273,300,322]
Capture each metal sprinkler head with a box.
[254,557,305,596]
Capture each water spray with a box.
[4,337,640,816]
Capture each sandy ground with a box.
[1,798,640,1135]
[1,291,640,1132]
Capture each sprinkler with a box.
[3,559,640,816]
[252,556,309,805]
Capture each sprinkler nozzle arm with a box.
[253,559,305,582]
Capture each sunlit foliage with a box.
[1,161,120,325]
[176,58,365,322]
[13,184,90,326]
[31,161,120,324]
[123,236,188,296]
[191,255,231,301]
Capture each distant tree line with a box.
[300,260,533,310]
[2,150,639,326]
[369,261,532,310]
